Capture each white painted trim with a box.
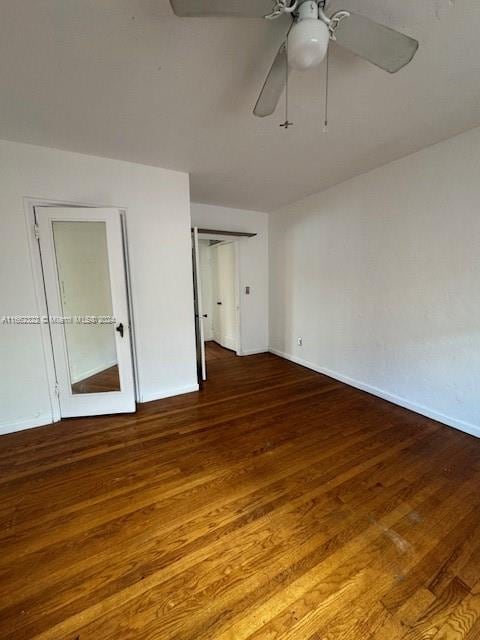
[140,383,199,404]
[193,227,207,381]
[238,348,269,356]
[24,198,61,424]
[269,348,480,439]
[233,239,242,356]
[120,211,141,403]
[0,414,53,436]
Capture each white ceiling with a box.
[0,1,479,211]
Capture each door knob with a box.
[116,323,124,338]
[217,301,222,305]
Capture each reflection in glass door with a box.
[52,221,120,395]
[36,208,136,418]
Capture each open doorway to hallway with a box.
[198,238,239,373]
[199,239,238,349]
[191,226,259,385]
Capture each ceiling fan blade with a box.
[169,0,277,18]
[333,11,419,73]
[254,43,288,117]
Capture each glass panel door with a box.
[36,208,135,417]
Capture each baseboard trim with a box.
[237,348,269,356]
[71,360,118,384]
[0,413,54,436]
[269,348,480,439]
[140,383,199,404]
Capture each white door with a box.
[192,227,206,381]
[36,207,136,417]
[212,242,238,351]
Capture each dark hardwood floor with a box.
[1,352,480,639]
[205,340,236,361]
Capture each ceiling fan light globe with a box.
[287,19,329,71]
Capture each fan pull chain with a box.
[323,47,330,133]
[280,42,293,129]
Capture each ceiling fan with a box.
[169,1,419,118]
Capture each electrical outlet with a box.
[297,337,303,347]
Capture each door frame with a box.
[195,234,242,358]
[192,227,206,383]
[23,197,139,424]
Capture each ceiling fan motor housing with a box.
[288,1,330,71]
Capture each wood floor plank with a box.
[1,345,479,639]
[0,422,420,633]
[219,466,478,640]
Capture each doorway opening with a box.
[199,238,239,361]
[192,227,256,384]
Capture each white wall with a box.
[0,140,198,434]
[191,203,269,356]
[270,126,480,438]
